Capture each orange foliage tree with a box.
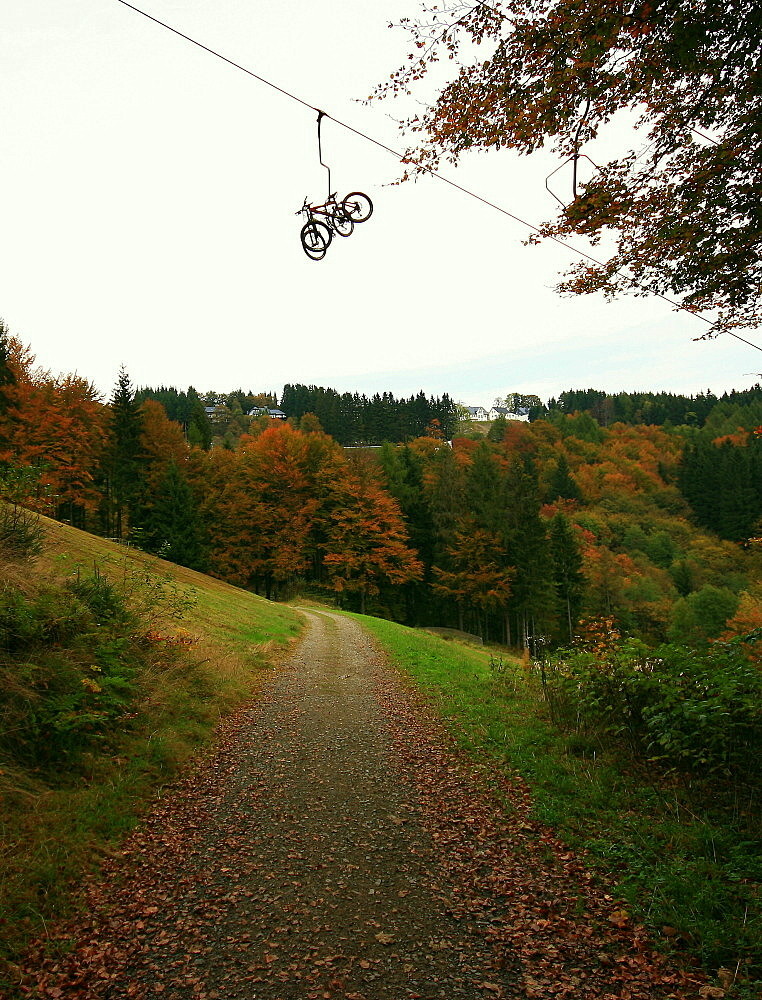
[321,461,423,614]
[432,526,514,639]
[210,424,320,598]
[139,399,190,486]
[719,590,762,664]
[0,337,107,521]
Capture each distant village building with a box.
[465,405,530,422]
[487,405,530,422]
[247,406,287,420]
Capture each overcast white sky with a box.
[2,0,760,407]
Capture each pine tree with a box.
[139,462,208,571]
[0,319,16,419]
[487,415,508,443]
[549,513,585,643]
[502,456,555,647]
[0,321,17,467]
[186,387,212,449]
[467,442,504,533]
[548,453,581,501]
[101,367,143,539]
[379,443,437,623]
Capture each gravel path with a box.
[26,610,706,1000]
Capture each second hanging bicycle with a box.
[296,191,373,260]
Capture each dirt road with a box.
[27,610,704,1000]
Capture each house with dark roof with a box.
[247,406,287,420]
[488,405,530,422]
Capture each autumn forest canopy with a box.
[1,319,761,650]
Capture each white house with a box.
[247,407,288,420]
[466,405,490,421]
[488,405,530,422]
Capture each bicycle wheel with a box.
[300,231,326,260]
[330,208,354,237]
[342,191,373,224]
[300,220,331,259]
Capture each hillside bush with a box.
[0,468,46,560]
[0,580,138,768]
[544,626,762,781]
[0,503,43,560]
[0,562,195,772]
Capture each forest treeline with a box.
[1,324,761,650]
[279,384,459,445]
[135,383,762,449]
[133,383,460,448]
[543,384,762,429]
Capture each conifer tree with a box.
[0,320,17,462]
[467,442,505,533]
[548,453,581,501]
[101,367,143,539]
[503,455,555,647]
[138,462,208,571]
[0,319,15,418]
[379,443,437,623]
[487,415,508,443]
[186,387,212,449]
[549,512,585,642]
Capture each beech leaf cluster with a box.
[374,0,762,334]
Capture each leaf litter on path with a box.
[18,610,711,999]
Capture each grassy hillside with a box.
[0,511,303,977]
[357,614,761,995]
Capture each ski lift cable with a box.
[113,0,760,354]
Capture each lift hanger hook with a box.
[316,110,331,199]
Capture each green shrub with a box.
[67,567,133,624]
[668,585,740,645]
[641,644,762,777]
[545,637,762,781]
[0,502,43,560]
[0,576,142,770]
[0,467,46,560]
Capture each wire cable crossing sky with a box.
[1,1,758,401]
[112,0,761,357]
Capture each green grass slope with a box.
[0,513,303,976]
[356,613,761,996]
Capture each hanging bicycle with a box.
[296,111,374,260]
[296,192,374,260]
[296,191,373,260]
